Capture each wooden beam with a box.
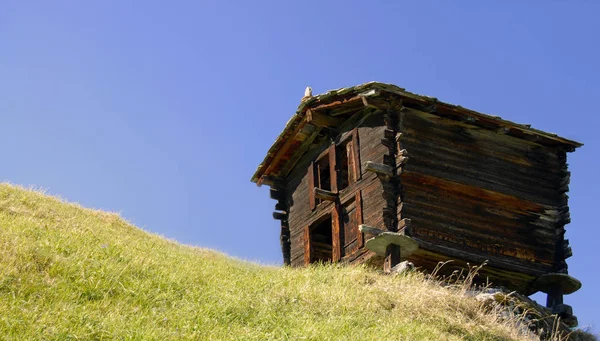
[260,118,308,183]
[359,224,385,236]
[314,187,337,201]
[308,162,316,210]
[270,188,285,201]
[273,211,287,220]
[281,225,291,266]
[274,202,286,211]
[332,205,341,262]
[398,218,411,231]
[365,161,393,177]
[304,225,311,265]
[329,144,338,193]
[356,191,364,247]
[358,89,381,108]
[351,128,361,181]
[306,109,343,128]
[312,95,363,113]
[280,127,322,177]
[384,244,401,273]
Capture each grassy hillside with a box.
[0,183,564,340]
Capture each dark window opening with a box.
[337,139,353,191]
[316,156,331,192]
[309,215,333,263]
[311,153,332,207]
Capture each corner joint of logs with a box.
[313,187,338,201]
[365,161,393,179]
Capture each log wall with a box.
[286,112,389,267]
[398,107,571,292]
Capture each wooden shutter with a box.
[308,162,316,210]
[356,191,364,248]
[332,206,341,262]
[304,225,311,265]
[351,128,361,181]
[328,144,337,193]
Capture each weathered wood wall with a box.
[279,99,572,294]
[286,112,389,267]
[398,107,571,293]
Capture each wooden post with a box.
[384,244,401,273]
[546,285,564,309]
[332,205,341,262]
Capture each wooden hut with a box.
[251,82,582,313]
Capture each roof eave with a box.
[251,82,583,186]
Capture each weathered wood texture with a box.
[399,107,571,293]
[270,186,291,266]
[286,113,389,267]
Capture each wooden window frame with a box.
[304,190,364,265]
[308,128,361,211]
[345,127,361,184]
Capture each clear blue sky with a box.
[2,1,598,332]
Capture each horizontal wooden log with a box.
[404,158,565,207]
[381,138,396,149]
[398,218,411,230]
[270,188,285,201]
[561,240,573,259]
[314,187,338,201]
[413,237,549,277]
[259,176,284,187]
[273,211,287,220]
[365,161,393,177]
[401,108,564,161]
[383,155,396,167]
[407,213,555,262]
[306,109,343,128]
[359,224,385,236]
[384,129,395,140]
[275,202,286,211]
[280,127,322,178]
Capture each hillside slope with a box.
[0,183,562,340]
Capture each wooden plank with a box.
[329,144,338,193]
[312,95,363,113]
[384,244,401,273]
[304,225,311,265]
[365,161,393,177]
[270,188,285,201]
[275,202,286,211]
[308,162,316,210]
[332,205,341,262]
[413,237,549,276]
[402,171,549,214]
[356,191,364,248]
[281,225,291,266]
[351,128,361,181]
[314,188,337,201]
[273,211,287,220]
[306,109,343,128]
[260,118,308,183]
[396,92,581,150]
[359,224,384,235]
[280,127,322,178]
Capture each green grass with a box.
[0,183,545,340]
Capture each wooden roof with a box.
[251,82,582,186]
